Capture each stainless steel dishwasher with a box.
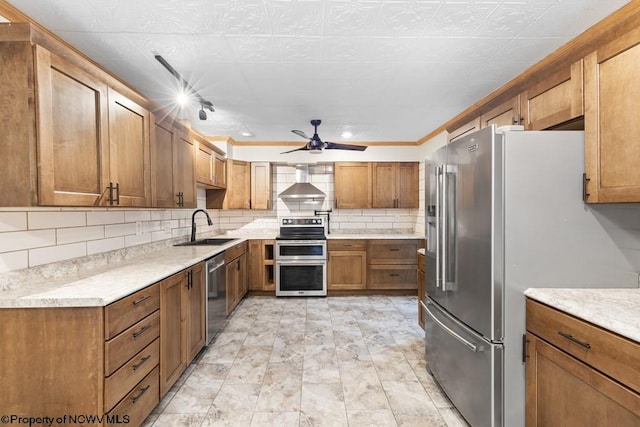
[206,253,226,345]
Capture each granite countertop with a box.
[524,288,640,343]
[0,238,248,309]
[328,233,424,240]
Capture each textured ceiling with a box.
[5,0,630,142]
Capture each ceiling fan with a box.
[281,120,367,154]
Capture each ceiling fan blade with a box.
[324,142,367,151]
[280,145,310,154]
[291,129,309,139]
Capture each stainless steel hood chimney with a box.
[278,165,326,200]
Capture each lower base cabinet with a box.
[328,240,367,290]
[226,241,247,314]
[526,299,640,426]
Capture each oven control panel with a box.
[281,217,324,226]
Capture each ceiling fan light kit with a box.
[282,119,368,154]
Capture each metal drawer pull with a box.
[389,248,400,252]
[131,385,150,404]
[389,273,400,277]
[558,331,591,349]
[132,295,151,306]
[132,355,151,371]
[132,325,151,338]
[424,302,483,352]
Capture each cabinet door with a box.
[521,59,583,130]
[396,162,419,208]
[525,333,640,426]
[174,128,197,208]
[334,162,372,209]
[251,162,271,209]
[226,258,239,315]
[328,251,367,290]
[214,153,226,188]
[150,117,176,208]
[584,30,640,203]
[196,139,215,187]
[480,96,521,128]
[226,160,250,209]
[248,240,264,291]
[186,263,205,362]
[36,46,110,206]
[159,272,186,396]
[108,88,151,207]
[238,253,248,300]
[448,117,480,143]
[372,163,396,208]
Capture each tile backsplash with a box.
[0,164,423,274]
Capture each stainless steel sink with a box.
[174,238,238,247]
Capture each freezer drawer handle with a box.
[558,331,591,349]
[424,302,484,352]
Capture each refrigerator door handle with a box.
[442,165,456,292]
[435,165,442,288]
[441,165,448,289]
[425,302,484,352]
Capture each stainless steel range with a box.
[275,217,327,296]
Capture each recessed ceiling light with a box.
[240,132,254,137]
[176,91,189,106]
[341,131,353,138]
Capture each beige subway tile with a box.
[105,223,136,238]
[87,237,125,255]
[0,212,27,232]
[0,230,56,252]
[124,210,152,222]
[0,251,28,273]
[87,211,125,226]
[28,211,86,230]
[125,233,152,247]
[57,226,105,244]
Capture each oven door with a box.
[276,240,326,261]
[276,260,326,296]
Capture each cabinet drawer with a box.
[105,283,159,340]
[225,241,246,262]
[328,239,366,251]
[367,265,417,290]
[104,338,159,411]
[107,366,159,427]
[368,240,418,264]
[105,311,160,376]
[527,299,640,393]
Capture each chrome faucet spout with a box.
[191,209,213,242]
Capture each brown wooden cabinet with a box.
[248,239,275,292]
[520,59,584,130]
[366,239,419,290]
[480,96,521,128]
[251,162,272,209]
[584,28,640,203]
[107,88,152,207]
[159,263,205,396]
[334,162,372,209]
[225,242,248,314]
[0,283,161,425]
[448,117,481,143]
[195,136,226,189]
[226,160,251,209]
[525,299,640,426]
[372,162,418,209]
[328,240,367,291]
[151,117,196,208]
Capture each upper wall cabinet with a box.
[334,162,372,209]
[151,117,196,208]
[584,28,640,203]
[107,88,152,207]
[195,135,225,189]
[520,59,584,130]
[448,118,481,143]
[251,162,272,210]
[480,96,522,128]
[372,162,419,209]
[0,24,157,207]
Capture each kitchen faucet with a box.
[191,209,213,242]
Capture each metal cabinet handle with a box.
[558,331,591,349]
[132,355,151,371]
[424,302,483,352]
[131,385,150,404]
[389,273,400,277]
[132,324,151,338]
[115,183,120,205]
[389,248,399,252]
[132,295,151,306]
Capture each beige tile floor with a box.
[143,295,469,427]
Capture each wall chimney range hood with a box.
[278,165,326,200]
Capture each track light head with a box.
[199,105,207,120]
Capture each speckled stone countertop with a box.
[524,288,640,343]
[0,238,247,308]
[328,233,424,240]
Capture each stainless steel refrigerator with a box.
[423,125,639,427]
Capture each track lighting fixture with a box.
[154,54,215,116]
